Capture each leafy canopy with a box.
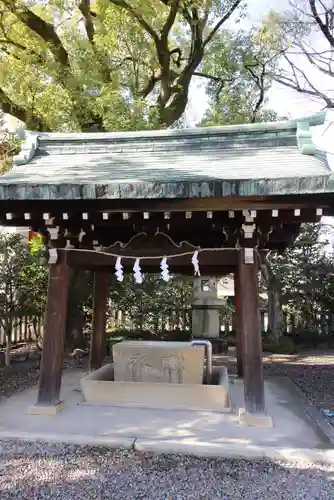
[0,0,279,131]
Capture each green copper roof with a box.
[0,112,332,200]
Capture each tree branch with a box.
[193,71,225,82]
[309,0,334,48]
[109,0,160,46]
[298,41,334,76]
[78,0,112,82]
[78,0,95,44]
[0,38,45,64]
[138,71,161,98]
[274,68,334,107]
[285,54,334,106]
[203,0,242,47]
[161,0,180,42]
[244,63,266,122]
[0,87,48,131]
[2,0,69,67]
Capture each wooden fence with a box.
[108,307,192,332]
[0,316,43,347]
[2,308,333,348]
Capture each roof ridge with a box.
[12,112,326,166]
[12,132,39,166]
[297,120,318,155]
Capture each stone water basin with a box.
[81,341,231,412]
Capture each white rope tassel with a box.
[160,257,170,282]
[191,250,200,276]
[133,258,143,284]
[115,256,124,282]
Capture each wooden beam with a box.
[237,249,265,415]
[89,271,109,370]
[71,264,235,276]
[37,253,70,406]
[64,248,239,273]
[234,268,243,378]
[0,193,333,215]
[0,205,328,228]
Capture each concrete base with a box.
[26,401,66,416]
[133,439,334,464]
[81,363,231,412]
[238,408,274,428]
[1,370,333,464]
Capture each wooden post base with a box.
[238,408,273,427]
[26,401,66,416]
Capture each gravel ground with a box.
[0,441,333,500]
[213,350,334,415]
[1,351,334,498]
[0,361,40,399]
[263,352,334,414]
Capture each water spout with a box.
[191,339,212,384]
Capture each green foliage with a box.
[20,233,48,320]
[0,112,20,172]
[108,274,193,332]
[268,222,334,339]
[263,336,296,355]
[199,27,282,126]
[0,0,278,131]
[0,232,47,339]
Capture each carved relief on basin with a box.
[113,341,204,385]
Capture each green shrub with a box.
[290,329,332,348]
[263,336,297,354]
[105,328,191,344]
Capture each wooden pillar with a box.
[234,268,243,378]
[260,311,265,333]
[89,271,109,371]
[238,249,265,415]
[37,254,70,406]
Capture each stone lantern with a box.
[191,277,225,339]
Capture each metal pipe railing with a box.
[191,339,212,384]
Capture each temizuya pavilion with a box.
[1,112,333,422]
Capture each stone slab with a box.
[112,341,204,384]
[0,429,135,449]
[81,364,231,412]
[26,401,66,416]
[134,439,334,464]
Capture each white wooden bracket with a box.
[242,223,256,239]
[48,248,58,264]
[244,248,255,264]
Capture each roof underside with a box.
[1,113,333,200]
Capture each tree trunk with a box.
[267,289,282,342]
[66,311,86,350]
[5,331,11,367]
[261,263,282,342]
